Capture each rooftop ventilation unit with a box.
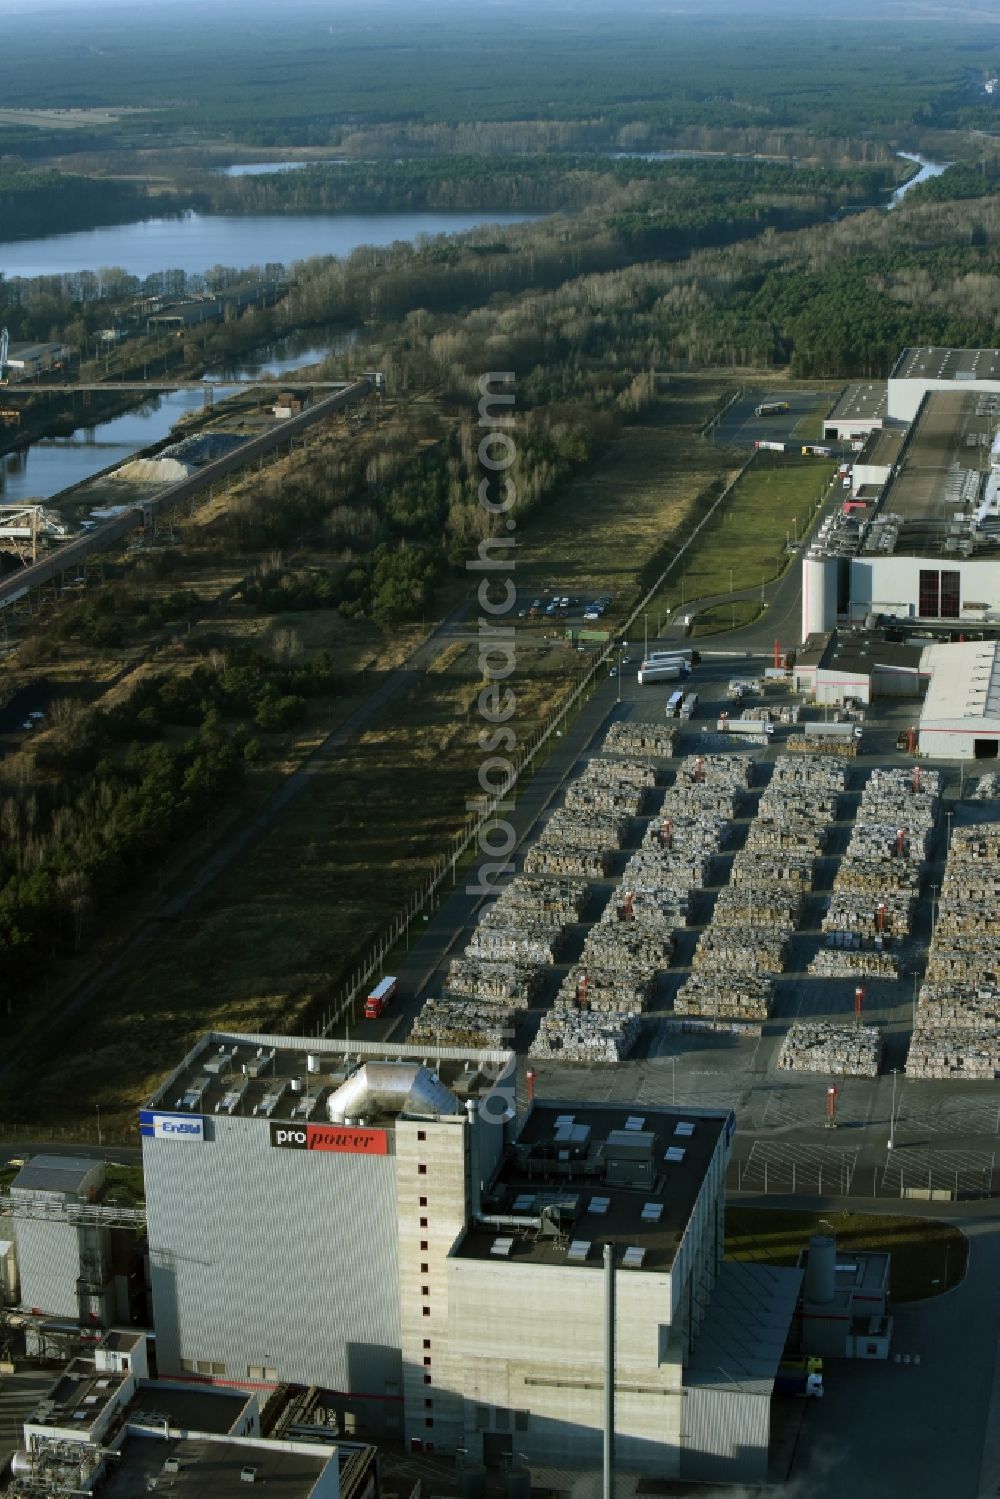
[640,1202,664,1223]
[665,1146,686,1163]
[490,1237,514,1258]
[567,1240,591,1263]
[624,1116,646,1131]
[623,1246,646,1269]
[241,1468,257,1485]
[589,1196,610,1215]
[163,1458,181,1474]
[674,1121,696,1137]
[512,1194,535,1213]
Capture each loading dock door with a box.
[483,1433,513,1469]
[975,738,999,759]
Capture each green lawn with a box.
[693,597,761,638]
[652,451,831,616]
[726,1207,968,1301]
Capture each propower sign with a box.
[269,1122,389,1155]
[140,1109,204,1143]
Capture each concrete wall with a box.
[815,668,871,706]
[849,555,1000,623]
[396,1114,471,1454]
[448,1258,681,1473]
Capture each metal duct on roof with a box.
[325,1062,462,1123]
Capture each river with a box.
[0,328,360,508]
[889,153,950,208]
[0,209,541,282]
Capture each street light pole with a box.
[617,657,621,704]
[888,1068,899,1150]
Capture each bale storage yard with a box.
[676,754,843,1022]
[908,822,1000,1079]
[778,1021,882,1078]
[823,768,939,943]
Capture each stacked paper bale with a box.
[787,734,858,759]
[908,821,1000,1078]
[600,721,677,759]
[777,1021,882,1078]
[445,958,540,1006]
[530,1007,641,1063]
[808,949,899,979]
[410,998,516,1049]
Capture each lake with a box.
[0,209,542,281]
[218,161,353,176]
[0,328,361,508]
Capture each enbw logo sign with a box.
[139,1110,205,1143]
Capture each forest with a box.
[0,1,997,146]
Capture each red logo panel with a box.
[306,1124,388,1155]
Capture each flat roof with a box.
[29,1354,127,1431]
[921,640,1000,724]
[862,427,905,467]
[863,389,1000,557]
[455,1101,729,1273]
[11,1155,101,1196]
[99,1433,333,1499]
[794,632,831,670]
[827,382,887,422]
[146,1032,514,1128]
[129,1383,253,1436]
[820,632,925,677]
[891,347,1000,382]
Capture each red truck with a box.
[364,976,398,1021]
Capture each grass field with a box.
[514,382,739,628]
[651,451,831,620]
[693,597,761,638]
[726,1207,968,1301]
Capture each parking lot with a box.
[713,388,853,455]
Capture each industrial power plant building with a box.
[140,1032,800,1484]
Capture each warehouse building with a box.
[887,346,1000,422]
[918,639,1000,758]
[3,341,69,378]
[803,382,1000,640]
[823,381,889,443]
[9,1156,114,1325]
[793,631,927,705]
[141,1032,799,1483]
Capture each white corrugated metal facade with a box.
[144,1113,403,1411]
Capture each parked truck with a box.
[365,975,398,1020]
[637,661,690,685]
[643,649,694,668]
[774,1368,824,1398]
[755,400,790,417]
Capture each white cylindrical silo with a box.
[804,1234,837,1304]
[802,552,828,640]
